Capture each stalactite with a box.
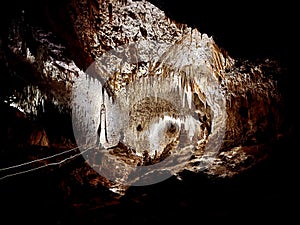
[1,0,288,196]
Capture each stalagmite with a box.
[1,0,289,195]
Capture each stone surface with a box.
[1,0,290,188]
[0,0,293,224]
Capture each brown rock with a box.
[28,125,50,147]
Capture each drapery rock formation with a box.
[0,0,292,224]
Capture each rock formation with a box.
[0,0,292,223]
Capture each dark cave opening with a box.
[148,0,289,65]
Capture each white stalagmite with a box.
[72,28,229,186]
[4,0,284,194]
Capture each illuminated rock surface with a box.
[0,0,293,224]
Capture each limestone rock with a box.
[0,0,290,195]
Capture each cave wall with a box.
[0,0,291,169]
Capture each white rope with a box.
[0,144,96,181]
[0,144,87,171]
